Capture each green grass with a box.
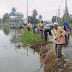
[21,29,44,46]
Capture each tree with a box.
[62,11,70,23]
[3,13,9,22]
[28,16,39,24]
[69,15,72,23]
[39,15,42,21]
[52,16,56,23]
[0,18,2,23]
[12,7,16,12]
[32,9,38,19]
[28,9,39,24]
[52,16,60,23]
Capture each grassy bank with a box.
[21,29,44,46]
[30,41,72,72]
[21,27,72,72]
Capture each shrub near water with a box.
[22,29,44,46]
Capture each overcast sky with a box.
[0,0,72,20]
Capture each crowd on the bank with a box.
[27,21,71,61]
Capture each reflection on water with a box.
[3,26,10,35]
[0,26,43,72]
[10,29,21,43]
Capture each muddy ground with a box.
[30,41,72,72]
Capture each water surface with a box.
[0,27,43,72]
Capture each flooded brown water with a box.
[0,26,43,72]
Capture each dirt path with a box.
[30,41,72,72]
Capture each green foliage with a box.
[28,9,39,24]
[39,15,42,21]
[69,23,72,28]
[28,16,39,24]
[12,7,16,12]
[3,13,9,22]
[22,29,44,46]
[52,16,60,23]
[63,11,70,23]
[32,9,38,19]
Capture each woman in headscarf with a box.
[63,22,71,45]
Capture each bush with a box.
[22,29,44,46]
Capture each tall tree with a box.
[12,7,16,12]
[39,15,42,21]
[62,11,70,23]
[32,9,38,19]
[52,16,56,23]
[3,13,9,22]
[28,16,39,24]
[52,16,60,23]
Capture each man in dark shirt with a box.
[44,26,54,41]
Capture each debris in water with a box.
[64,59,70,62]
[38,64,43,70]
[17,44,22,48]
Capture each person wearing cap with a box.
[53,22,66,61]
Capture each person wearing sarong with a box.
[53,22,66,61]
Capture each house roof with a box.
[9,12,17,16]
[9,12,24,18]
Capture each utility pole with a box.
[56,0,63,24]
[65,0,67,13]
[58,6,60,18]
[56,6,60,23]
[58,6,60,24]
[56,13,58,22]
[27,0,28,24]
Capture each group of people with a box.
[27,21,71,61]
[27,21,44,39]
[45,22,71,61]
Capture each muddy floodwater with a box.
[0,26,43,72]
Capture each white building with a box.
[9,11,24,28]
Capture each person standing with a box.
[53,22,66,61]
[27,22,31,31]
[37,22,41,34]
[40,21,44,40]
[63,22,71,45]
[33,24,37,34]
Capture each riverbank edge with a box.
[29,41,72,72]
[21,29,72,72]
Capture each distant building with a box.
[9,8,24,28]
